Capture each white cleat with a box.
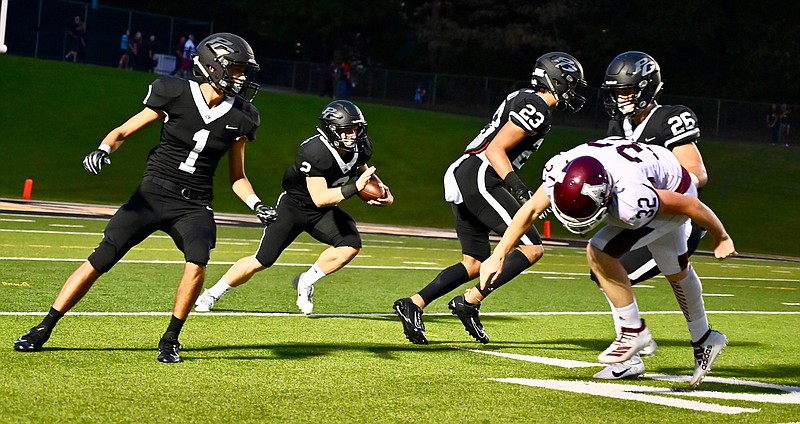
[593,355,645,380]
[293,274,314,315]
[598,319,654,364]
[194,289,219,312]
[689,329,728,389]
[640,338,658,357]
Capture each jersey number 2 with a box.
[179,129,209,174]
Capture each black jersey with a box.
[463,89,551,170]
[282,134,373,207]
[142,77,260,194]
[607,104,700,150]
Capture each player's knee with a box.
[338,245,360,261]
[461,255,482,277]
[518,244,544,264]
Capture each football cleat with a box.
[13,325,52,352]
[194,289,220,312]
[593,355,645,379]
[640,337,658,357]
[158,337,182,363]
[293,274,314,315]
[392,298,428,345]
[689,329,727,388]
[448,295,489,344]
[598,319,653,364]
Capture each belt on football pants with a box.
[141,175,213,201]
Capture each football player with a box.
[193,100,393,315]
[13,33,275,363]
[593,51,712,379]
[393,52,587,344]
[480,137,736,388]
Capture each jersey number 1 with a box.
[179,129,209,174]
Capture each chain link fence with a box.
[7,0,793,144]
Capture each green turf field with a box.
[1,213,798,423]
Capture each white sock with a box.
[207,276,233,298]
[613,301,642,330]
[602,289,640,336]
[670,265,709,342]
[299,262,326,286]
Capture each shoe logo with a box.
[206,206,213,211]
[225,125,239,130]
[611,368,631,378]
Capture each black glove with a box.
[510,187,533,204]
[255,202,278,226]
[82,149,111,175]
[504,172,532,205]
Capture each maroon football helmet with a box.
[551,156,613,235]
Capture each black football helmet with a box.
[193,33,260,102]
[317,100,368,152]
[531,52,588,113]
[551,156,613,235]
[601,51,663,119]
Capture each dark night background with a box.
[89,0,799,104]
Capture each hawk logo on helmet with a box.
[321,107,344,121]
[551,55,580,73]
[205,37,236,56]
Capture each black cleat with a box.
[14,325,52,352]
[448,295,489,343]
[393,298,428,344]
[158,337,182,363]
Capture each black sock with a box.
[475,249,533,297]
[40,307,64,329]
[418,263,471,305]
[162,315,185,341]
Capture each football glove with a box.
[503,171,532,205]
[255,203,278,226]
[82,149,111,175]
[510,187,533,204]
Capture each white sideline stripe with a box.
[1,256,799,282]
[493,379,760,414]
[2,310,799,317]
[460,348,600,368]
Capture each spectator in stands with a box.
[170,36,185,76]
[142,34,157,72]
[321,61,336,98]
[767,103,779,145]
[65,15,85,63]
[338,60,351,99]
[118,29,130,69]
[779,103,791,147]
[180,34,196,78]
[129,31,143,71]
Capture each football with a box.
[358,175,386,201]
